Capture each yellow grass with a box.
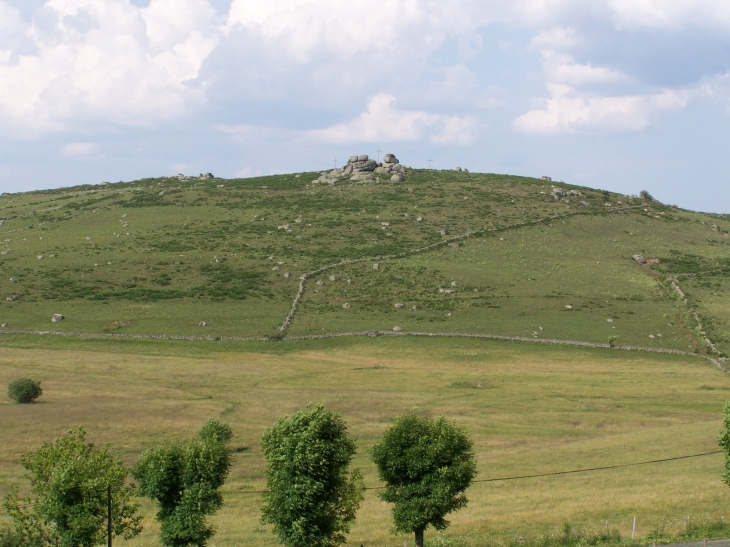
[1,336,729,546]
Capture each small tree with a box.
[7,378,42,404]
[608,335,618,348]
[260,404,364,547]
[133,419,232,547]
[3,427,141,547]
[718,401,730,486]
[371,413,477,547]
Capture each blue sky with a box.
[1,0,729,212]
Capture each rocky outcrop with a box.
[313,153,409,185]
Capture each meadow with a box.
[2,168,730,546]
[1,335,730,546]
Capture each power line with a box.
[471,450,723,484]
[224,450,723,495]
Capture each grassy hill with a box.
[2,167,730,547]
[1,167,729,355]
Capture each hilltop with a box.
[0,162,729,358]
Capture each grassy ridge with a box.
[1,169,728,351]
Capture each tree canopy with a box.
[3,427,141,547]
[260,404,364,547]
[132,419,232,547]
[371,413,476,547]
[7,378,42,404]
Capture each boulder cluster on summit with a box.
[314,153,408,185]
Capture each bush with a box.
[7,378,42,404]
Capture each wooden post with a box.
[605,520,609,536]
[107,485,112,547]
[632,516,636,539]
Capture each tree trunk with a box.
[415,529,424,547]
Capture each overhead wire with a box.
[224,449,724,495]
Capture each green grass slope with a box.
[1,168,728,356]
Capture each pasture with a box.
[1,335,729,546]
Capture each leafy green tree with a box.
[608,335,619,348]
[133,419,233,547]
[7,378,42,404]
[260,404,364,547]
[371,413,477,547]
[3,427,142,547]
[718,401,730,486]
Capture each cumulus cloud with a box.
[0,0,219,135]
[512,83,691,134]
[305,94,478,145]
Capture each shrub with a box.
[7,378,42,404]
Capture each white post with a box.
[632,516,636,539]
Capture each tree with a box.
[7,378,42,404]
[718,401,730,487]
[3,427,142,547]
[608,335,619,348]
[371,413,477,547]
[133,419,232,547]
[260,404,364,547]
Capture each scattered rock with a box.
[391,174,404,183]
[316,280,324,286]
[439,229,449,235]
[1,250,9,255]
[329,275,336,281]
[648,334,655,338]
[451,281,457,286]
[394,303,404,308]
[607,319,613,322]
[37,255,43,259]
[632,255,647,264]
[295,218,302,223]
[373,263,379,270]
[1,323,7,328]
[284,272,291,278]
[199,321,207,327]
[51,314,64,323]
[417,217,423,221]
[343,303,351,309]
[393,326,403,332]
[564,305,573,309]
[272,266,280,271]
[455,167,462,172]
[6,295,16,301]
[448,243,460,248]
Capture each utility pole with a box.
[375,148,383,162]
[427,157,434,170]
[107,485,112,547]
[334,157,338,170]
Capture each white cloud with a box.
[512,83,690,134]
[305,94,478,146]
[225,0,487,62]
[0,0,219,135]
[606,0,730,30]
[61,141,98,156]
[540,50,626,85]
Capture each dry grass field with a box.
[2,335,729,546]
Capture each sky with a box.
[0,0,729,213]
